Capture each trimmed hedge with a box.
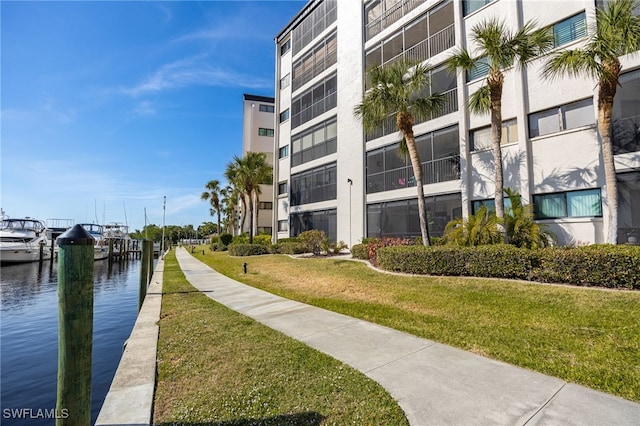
[271,242,307,255]
[351,244,369,260]
[228,244,270,257]
[376,244,640,290]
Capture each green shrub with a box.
[367,237,414,266]
[232,233,249,244]
[376,244,640,289]
[220,233,233,246]
[531,245,640,289]
[228,244,270,257]
[252,234,272,246]
[278,237,300,244]
[298,230,327,255]
[270,242,307,255]
[351,244,369,260]
[209,242,227,252]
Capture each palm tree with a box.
[503,188,555,249]
[543,0,640,244]
[224,160,248,235]
[220,185,238,235]
[225,152,273,244]
[354,59,444,246]
[201,179,222,236]
[442,205,502,246]
[447,19,553,242]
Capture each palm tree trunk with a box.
[489,72,506,243]
[248,194,255,244]
[598,68,620,244]
[239,195,247,234]
[403,126,431,246]
[254,191,260,237]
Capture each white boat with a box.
[78,223,110,261]
[0,218,52,264]
[45,218,74,257]
[103,222,131,255]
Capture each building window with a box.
[552,12,587,47]
[279,109,290,123]
[280,39,291,56]
[257,226,272,234]
[290,208,337,241]
[528,98,595,138]
[259,104,274,113]
[470,197,514,214]
[291,74,337,129]
[291,117,337,167]
[279,145,289,159]
[470,119,518,151]
[367,193,462,238]
[290,162,337,206]
[466,56,490,82]
[613,68,640,154]
[258,202,273,210]
[366,125,460,194]
[278,181,288,196]
[365,2,454,68]
[533,188,602,219]
[258,128,274,137]
[292,32,337,91]
[292,0,337,55]
[280,74,290,90]
[278,220,288,232]
[463,0,494,16]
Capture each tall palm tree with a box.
[354,59,444,246]
[447,19,553,241]
[220,185,238,235]
[543,0,640,244]
[201,179,222,236]
[224,160,248,235]
[225,152,273,244]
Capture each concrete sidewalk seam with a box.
[522,383,567,426]
[362,342,437,374]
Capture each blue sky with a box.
[1,0,305,232]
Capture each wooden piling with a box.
[147,240,154,284]
[139,240,152,311]
[56,225,94,426]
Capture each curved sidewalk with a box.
[175,248,640,426]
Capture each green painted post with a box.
[56,225,94,426]
[139,240,151,311]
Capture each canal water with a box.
[1,258,145,425]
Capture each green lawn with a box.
[192,248,640,403]
[153,250,408,425]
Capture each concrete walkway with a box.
[175,248,640,426]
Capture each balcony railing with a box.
[366,154,461,194]
[365,87,458,141]
[366,0,423,40]
[384,24,455,69]
[292,92,337,129]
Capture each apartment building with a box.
[273,0,640,246]
[242,94,275,236]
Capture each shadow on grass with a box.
[156,411,325,426]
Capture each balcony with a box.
[366,0,423,40]
[367,154,461,194]
[613,114,640,154]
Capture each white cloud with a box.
[120,56,271,97]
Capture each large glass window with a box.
[533,188,602,219]
[367,193,462,238]
[292,32,337,91]
[292,0,337,55]
[553,12,587,47]
[278,181,288,196]
[291,74,337,129]
[470,119,518,151]
[613,69,640,154]
[529,98,595,138]
[258,128,274,137]
[290,209,337,241]
[290,163,337,206]
[463,0,494,16]
[365,0,425,40]
[259,104,274,113]
[279,145,289,159]
[366,125,460,193]
[291,117,337,167]
[365,1,454,67]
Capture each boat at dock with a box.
[103,222,132,255]
[0,217,52,264]
[78,223,110,261]
[45,218,74,257]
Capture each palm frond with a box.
[541,49,600,81]
[468,85,491,115]
[446,47,476,73]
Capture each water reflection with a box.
[1,258,144,425]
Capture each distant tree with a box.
[201,179,222,236]
[198,222,218,238]
[542,0,640,244]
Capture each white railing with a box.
[366,155,461,193]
